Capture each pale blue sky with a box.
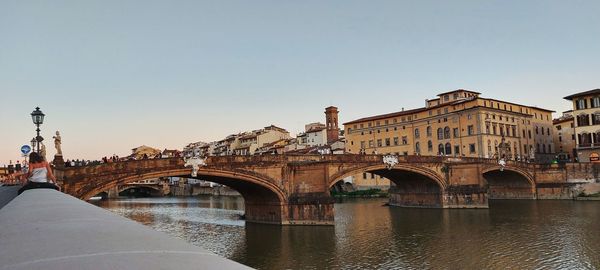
[1,0,599,163]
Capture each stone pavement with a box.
[0,185,19,209]
[0,189,252,270]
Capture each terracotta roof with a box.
[564,89,600,100]
[553,116,574,125]
[436,89,481,97]
[306,127,326,133]
[343,107,429,125]
[343,95,555,126]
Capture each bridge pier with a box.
[286,193,335,225]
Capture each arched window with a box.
[444,127,451,139]
[579,132,592,147]
[438,144,444,155]
[414,128,420,139]
[445,143,452,155]
[427,126,432,137]
[415,142,421,153]
[578,114,590,126]
[428,140,433,152]
[593,113,600,125]
[594,132,600,144]
[437,128,444,140]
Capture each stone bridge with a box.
[53,155,597,225]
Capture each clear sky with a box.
[1,0,599,164]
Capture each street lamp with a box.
[30,138,37,152]
[31,107,45,154]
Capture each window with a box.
[577,99,587,110]
[444,127,451,139]
[428,140,433,152]
[437,128,444,140]
[363,173,367,179]
[486,125,490,134]
[528,130,532,139]
[593,97,600,108]
[369,140,374,148]
[453,128,459,138]
[393,137,399,146]
[577,114,590,126]
[467,125,474,136]
[593,113,600,125]
[445,143,452,155]
[415,142,421,153]
[402,136,408,145]
[377,139,382,147]
[385,138,391,146]
[360,141,365,149]
[535,126,539,134]
[493,125,497,135]
[454,145,460,156]
[438,144,444,155]
[469,144,476,154]
[427,126,432,137]
[444,95,449,101]
[415,128,420,139]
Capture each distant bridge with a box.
[54,155,594,225]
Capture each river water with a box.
[93,196,600,269]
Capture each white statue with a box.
[40,142,47,160]
[383,154,399,170]
[184,156,207,177]
[498,158,506,171]
[53,131,62,156]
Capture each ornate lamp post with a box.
[30,138,37,152]
[31,107,45,154]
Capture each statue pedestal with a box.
[53,155,65,168]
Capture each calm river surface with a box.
[93,196,600,269]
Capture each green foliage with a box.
[579,191,600,198]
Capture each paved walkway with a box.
[0,185,19,209]
[0,189,251,270]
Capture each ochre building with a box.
[552,111,576,162]
[344,89,556,162]
[564,88,600,162]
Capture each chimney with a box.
[325,106,340,144]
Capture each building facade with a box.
[553,111,576,162]
[344,89,555,162]
[564,89,600,162]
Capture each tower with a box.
[325,106,340,144]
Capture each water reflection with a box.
[94,196,600,269]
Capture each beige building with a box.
[344,89,555,162]
[553,111,576,162]
[233,125,291,155]
[344,89,556,190]
[564,89,600,162]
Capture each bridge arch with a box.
[330,164,446,207]
[118,185,164,197]
[329,164,446,190]
[77,167,288,224]
[482,166,536,199]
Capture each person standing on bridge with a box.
[18,152,60,195]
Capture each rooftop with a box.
[564,89,600,100]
